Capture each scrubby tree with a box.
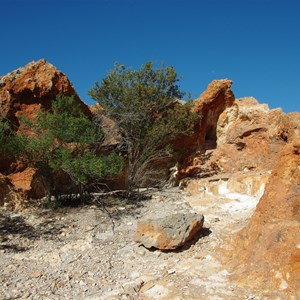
[89,62,200,191]
[3,95,124,199]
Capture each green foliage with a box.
[12,95,124,197]
[89,62,201,190]
[0,117,21,160]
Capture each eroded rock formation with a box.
[177,79,235,179]
[179,94,300,180]
[193,79,235,151]
[227,140,300,296]
[7,168,48,200]
[214,97,300,173]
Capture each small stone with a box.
[34,271,42,278]
[21,292,31,298]
[137,248,146,256]
[167,269,175,274]
[85,225,94,232]
[79,280,86,286]
[155,251,161,257]
[143,284,169,298]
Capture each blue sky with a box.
[1,0,299,112]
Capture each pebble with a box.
[137,248,146,256]
[21,292,31,298]
[155,251,161,257]
[33,271,42,278]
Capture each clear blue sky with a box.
[1,0,299,112]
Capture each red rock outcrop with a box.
[177,79,235,179]
[214,97,300,173]
[193,79,235,150]
[0,59,91,129]
[226,139,300,296]
[0,59,91,199]
[178,84,300,297]
[179,88,300,296]
[179,95,300,181]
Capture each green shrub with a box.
[4,95,124,198]
[89,62,201,190]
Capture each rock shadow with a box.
[91,191,150,220]
[175,227,212,252]
[0,211,65,252]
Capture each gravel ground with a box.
[0,186,288,299]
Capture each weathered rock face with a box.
[0,59,91,128]
[185,171,268,199]
[193,79,235,150]
[134,212,204,250]
[227,140,300,295]
[214,97,300,173]
[178,85,300,297]
[177,79,235,179]
[179,96,300,180]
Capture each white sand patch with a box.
[220,193,258,212]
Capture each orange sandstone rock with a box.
[0,59,91,129]
[179,95,300,181]
[0,173,21,209]
[7,168,48,200]
[176,79,235,179]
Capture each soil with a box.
[0,186,287,299]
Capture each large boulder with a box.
[134,212,204,250]
[226,140,300,296]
